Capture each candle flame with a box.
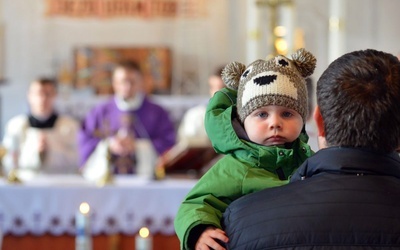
[139,227,150,238]
[79,202,90,214]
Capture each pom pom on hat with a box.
[291,48,317,78]
[221,61,246,90]
[233,48,317,123]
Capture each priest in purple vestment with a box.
[78,61,176,178]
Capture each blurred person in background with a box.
[177,66,225,144]
[78,60,176,180]
[304,77,319,152]
[2,78,80,179]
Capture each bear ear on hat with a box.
[221,61,246,90]
[291,48,317,78]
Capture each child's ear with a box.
[313,106,325,137]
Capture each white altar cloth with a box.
[0,175,197,236]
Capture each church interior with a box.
[0,0,399,249]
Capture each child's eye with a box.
[257,112,268,118]
[282,111,293,118]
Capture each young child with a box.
[174,48,317,250]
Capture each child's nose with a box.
[269,114,282,130]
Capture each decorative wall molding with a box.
[45,0,207,18]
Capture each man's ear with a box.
[314,106,328,149]
[313,106,325,137]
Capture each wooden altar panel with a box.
[3,233,180,250]
[74,47,172,95]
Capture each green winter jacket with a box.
[174,87,313,250]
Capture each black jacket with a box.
[222,147,400,249]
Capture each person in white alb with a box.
[2,78,80,180]
[177,66,225,145]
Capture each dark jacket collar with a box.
[290,146,400,182]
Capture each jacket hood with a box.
[205,88,312,177]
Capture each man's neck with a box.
[28,112,58,128]
[30,111,53,121]
[114,93,144,111]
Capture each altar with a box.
[0,175,197,250]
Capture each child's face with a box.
[244,105,303,146]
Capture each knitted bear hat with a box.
[221,48,316,123]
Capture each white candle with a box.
[75,202,92,250]
[135,227,153,250]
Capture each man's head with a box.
[208,66,225,97]
[315,49,400,153]
[27,78,57,118]
[112,60,144,100]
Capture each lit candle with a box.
[75,202,92,250]
[135,227,153,250]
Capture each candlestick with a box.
[135,227,153,250]
[75,202,92,250]
[8,136,21,183]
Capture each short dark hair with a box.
[317,49,400,152]
[213,66,225,77]
[33,77,58,89]
[114,60,142,74]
